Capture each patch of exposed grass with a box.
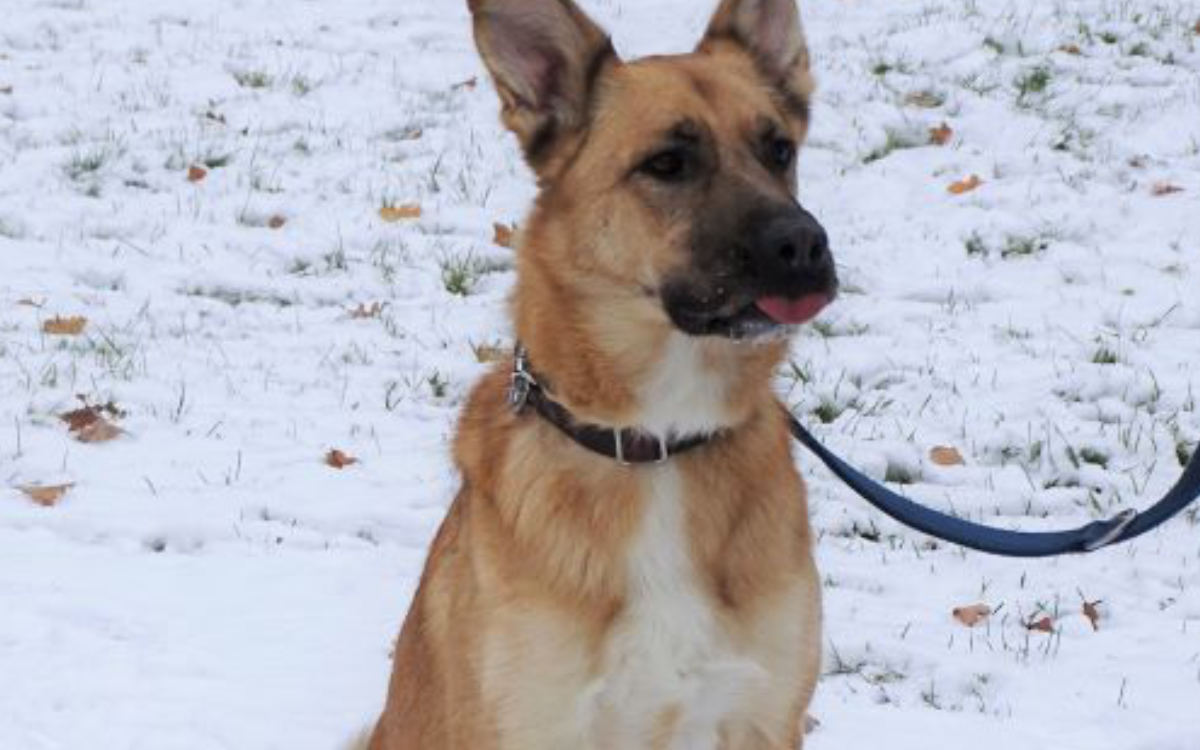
[438,253,509,296]
[232,69,273,89]
[1079,447,1109,469]
[1015,65,1052,102]
[64,148,109,181]
[812,400,845,425]
[1091,345,1119,365]
[884,461,919,485]
[965,232,1049,259]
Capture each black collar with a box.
[507,346,719,465]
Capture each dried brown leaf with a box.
[450,76,478,91]
[187,165,208,183]
[492,222,517,249]
[325,449,359,469]
[61,406,101,433]
[905,90,944,108]
[471,342,509,364]
[42,315,87,335]
[1026,615,1055,633]
[379,203,422,222]
[268,215,287,229]
[952,603,992,627]
[75,416,123,443]
[1082,600,1102,631]
[930,445,965,466]
[948,174,984,195]
[20,483,74,507]
[1059,43,1082,55]
[1151,182,1184,196]
[929,123,954,146]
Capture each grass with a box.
[232,69,273,89]
[438,253,510,296]
[1091,345,1120,365]
[965,232,1050,259]
[1015,66,1052,102]
[64,148,109,181]
[1079,447,1110,468]
[812,400,845,425]
[1178,440,1195,468]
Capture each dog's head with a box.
[471,0,836,341]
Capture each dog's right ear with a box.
[469,0,617,168]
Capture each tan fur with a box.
[367,1,822,748]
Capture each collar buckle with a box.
[508,345,537,412]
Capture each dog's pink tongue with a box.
[755,294,831,325]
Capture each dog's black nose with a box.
[754,209,831,280]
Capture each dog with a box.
[365,0,837,747]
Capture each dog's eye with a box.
[766,137,795,171]
[640,149,689,182]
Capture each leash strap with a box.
[787,413,1200,557]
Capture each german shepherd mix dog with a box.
[366,0,837,747]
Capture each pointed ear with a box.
[698,0,813,114]
[469,0,617,167]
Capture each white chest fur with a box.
[636,333,732,439]
[581,467,766,749]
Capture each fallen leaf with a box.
[187,165,208,183]
[397,126,423,141]
[952,603,992,627]
[948,174,983,195]
[492,222,518,249]
[268,215,287,229]
[1082,600,1102,631]
[1059,43,1082,55]
[930,445,965,466]
[450,76,477,91]
[1026,615,1055,633]
[905,90,944,108]
[75,417,123,444]
[42,315,87,335]
[929,123,954,146]
[1194,19,1200,35]
[61,406,102,433]
[379,203,422,222]
[17,297,45,308]
[1151,182,1184,196]
[20,483,74,507]
[348,302,385,320]
[325,449,359,469]
[471,342,509,364]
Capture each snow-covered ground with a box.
[2,0,1198,747]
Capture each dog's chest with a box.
[582,467,764,748]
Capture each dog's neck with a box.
[512,259,785,439]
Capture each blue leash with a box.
[787,413,1200,557]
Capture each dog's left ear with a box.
[698,0,813,112]
[469,0,617,168]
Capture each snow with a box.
[1,0,1198,747]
